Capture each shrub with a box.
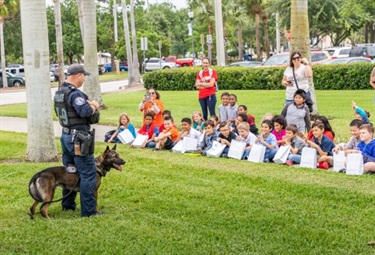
[143,63,375,91]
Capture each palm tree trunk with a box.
[253,6,261,61]
[262,13,270,58]
[238,23,243,60]
[77,0,84,42]
[81,0,103,105]
[121,0,133,86]
[0,18,8,88]
[53,0,64,89]
[20,0,58,162]
[291,0,318,114]
[130,0,140,86]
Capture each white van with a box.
[6,65,25,77]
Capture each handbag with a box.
[228,140,246,160]
[293,67,313,112]
[273,145,291,164]
[206,141,226,158]
[117,129,135,144]
[346,153,364,175]
[333,150,346,172]
[247,144,266,163]
[300,147,317,168]
[132,134,149,148]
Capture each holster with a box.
[74,129,95,156]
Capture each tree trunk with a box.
[238,23,243,60]
[253,6,261,61]
[262,13,270,58]
[208,22,213,61]
[77,0,84,42]
[81,0,103,105]
[121,0,133,85]
[290,0,318,114]
[20,0,58,162]
[53,0,64,89]
[0,18,8,88]
[130,0,140,86]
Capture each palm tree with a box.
[20,0,58,162]
[0,0,18,88]
[227,1,249,60]
[129,0,141,86]
[53,0,64,88]
[290,0,317,113]
[81,0,103,106]
[121,0,133,85]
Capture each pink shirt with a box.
[272,129,286,145]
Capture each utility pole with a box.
[214,0,225,66]
[276,12,280,53]
[113,0,118,42]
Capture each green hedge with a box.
[143,63,375,91]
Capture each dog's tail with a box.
[28,172,45,202]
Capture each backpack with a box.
[198,68,218,91]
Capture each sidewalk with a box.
[0,82,145,141]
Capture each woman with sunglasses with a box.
[281,51,313,104]
[139,88,164,127]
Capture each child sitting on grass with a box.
[192,111,205,133]
[256,119,278,162]
[307,116,335,142]
[196,120,219,156]
[346,124,375,174]
[137,112,159,148]
[238,104,258,135]
[180,117,201,143]
[352,100,372,125]
[284,124,306,166]
[271,115,287,146]
[158,110,174,133]
[107,113,136,143]
[333,119,362,152]
[306,122,335,169]
[237,122,257,160]
[217,122,237,158]
[154,116,180,151]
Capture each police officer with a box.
[54,64,100,217]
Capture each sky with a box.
[46,0,188,10]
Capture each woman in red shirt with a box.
[195,57,218,121]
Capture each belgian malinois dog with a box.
[28,145,125,219]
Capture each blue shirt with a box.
[313,135,335,156]
[357,139,375,163]
[257,133,278,153]
[198,131,219,151]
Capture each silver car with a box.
[144,58,180,71]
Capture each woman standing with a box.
[195,57,218,121]
[281,51,313,104]
[139,88,164,127]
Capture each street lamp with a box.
[188,11,195,67]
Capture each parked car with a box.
[323,57,373,64]
[50,71,56,82]
[229,61,262,67]
[0,72,25,87]
[144,58,180,71]
[104,63,128,72]
[325,47,351,59]
[349,45,375,60]
[6,65,25,77]
[260,51,330,67]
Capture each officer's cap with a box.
[67,64,91,76]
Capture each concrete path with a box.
[0,80,145,141]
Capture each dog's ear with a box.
[111,144,117,151]
[105,146,110,153]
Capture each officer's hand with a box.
[87,100,99,110]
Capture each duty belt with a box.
[62,127,90,135]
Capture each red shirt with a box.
[196,69,218,99]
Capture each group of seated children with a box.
[106,89,374,174]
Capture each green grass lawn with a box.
[1,89,374,141]
[0,131,375,254]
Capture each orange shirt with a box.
[163,127,180,142]
[141,99,164,127]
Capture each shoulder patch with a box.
[74,97,86,106]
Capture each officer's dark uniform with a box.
[54,81,97,217]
